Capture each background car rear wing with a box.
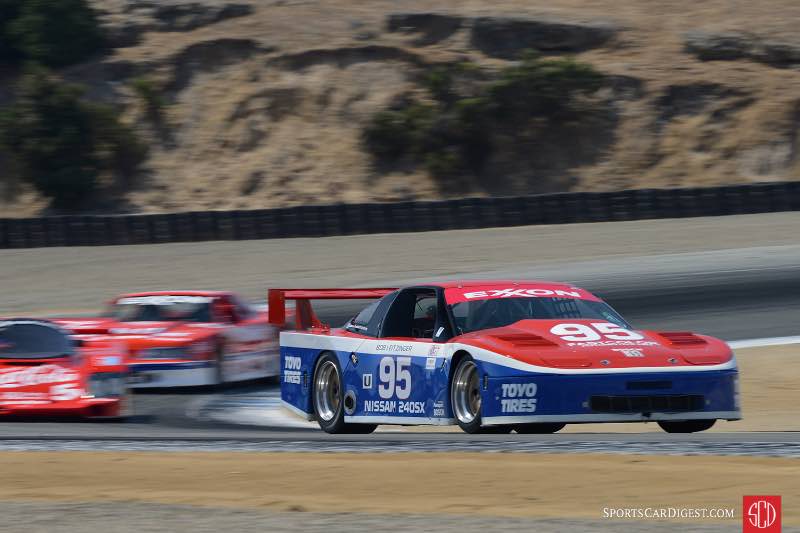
[268,288,397,330]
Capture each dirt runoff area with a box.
[0,452,797,530]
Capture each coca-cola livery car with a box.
[56,291,283,388]
[274,282,740,434]
[0,319,130,418]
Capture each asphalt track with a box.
[0,212,798,451]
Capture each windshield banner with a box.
[444,285,600,304]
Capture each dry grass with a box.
[2,0,800,215]
[0,451,797,523]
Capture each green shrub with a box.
[363,53,604,188]
[362,102,436,160]
[0,69,146,209]
[488,55,604,123]
[131,76,166,120]
[2,0,105,67]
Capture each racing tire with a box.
[514,423,566,434]
[657,419,716,433]
[312,353,377,434]
[451,355,489,434]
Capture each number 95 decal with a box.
[550,322,648,345]
[378,356,411,400]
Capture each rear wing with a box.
[268,288,397,329]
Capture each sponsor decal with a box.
[611,348,645,358]
[567,340,659,348]
[499,383,538,413]
[363,400,425,414]
[116,295,213,305]
[464,288,582,300]
[743,496,781,533]
[283,355,302,384]
[0,365,79,389]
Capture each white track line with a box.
[729,336,800,349]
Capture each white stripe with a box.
[281,332,739,374]
[482,411,742,425]
[728,336,800,349]
[346,415,455,425]
[466,344,737,374]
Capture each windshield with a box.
[450,297,630,334]
[0,321,74,359]
[109,295,213,323]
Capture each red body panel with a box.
[0,336,128,418]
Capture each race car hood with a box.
[454,319,733,370]
[55,319,221,347]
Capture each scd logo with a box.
[743,496,781,533]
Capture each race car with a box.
[274,282,740,434]
[0,319,130,418]
[55,291,283,388]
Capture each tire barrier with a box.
[1,181,798,249]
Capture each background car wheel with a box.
[451,355,487,434]
[515,423,565,434]
[657,419,716,433]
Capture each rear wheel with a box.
[515,423,565,434]
[451,356,487,434]
[657,419,716,433]
[313,353,376,434]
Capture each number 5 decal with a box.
[550,322,643,342]
[50,383,82,401]
[378,356,412,400]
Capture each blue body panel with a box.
[280,343,739,425]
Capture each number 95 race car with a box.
[274,281,740,434]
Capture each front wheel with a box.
[657,419,716,433]
[451,356,486,434]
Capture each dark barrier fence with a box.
[1,181,799,249]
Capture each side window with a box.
[412,295,438,339]
[345,291,399,337]
[346,301,378,334]
[231,295,255,320]
[381,289,437,339]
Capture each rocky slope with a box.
[3,0,800,216]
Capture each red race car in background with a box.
[56,291,284,388]
[0,319,130,418]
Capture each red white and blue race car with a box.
[56,291,284,388]
[0,319,130,418]
[274,282,740,434]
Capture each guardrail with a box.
[1,181,798,248]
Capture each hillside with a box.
[2,0,800,216]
